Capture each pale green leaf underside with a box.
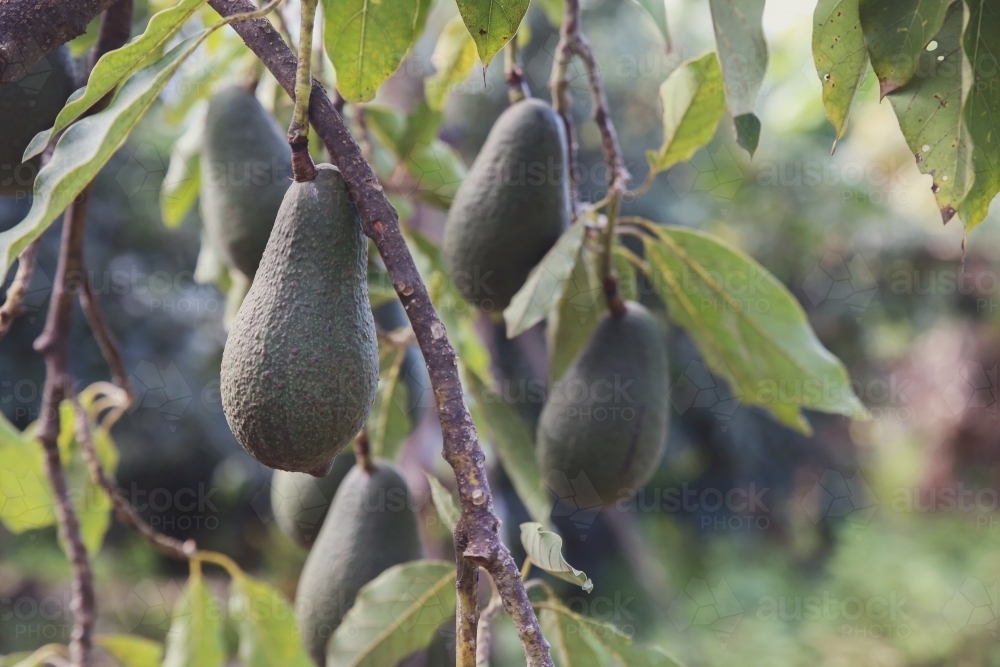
[813,0,870,139]
[456,0,531,66]
[504,219,587,338]
[464,372,550,527]
[162,574,226,667]
[888,3,972,223]
[24,0,208,161]
[161,108,205,228]
[327,561,456,667]
[546,247,603,383]
[960,0,1000,230]
[425,15,478,111]
[858,0,951,95]
[229,576,312,667]
[709,0,768,117]
[630,0,671,48]
[647,52,726,175]
[520,522,593,591]
[425,473,460,533]
[0,35,208,278]
[632,219,867,432]
[323,0,419,102]
[95,635,164,667]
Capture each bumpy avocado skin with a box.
[220,164,378,475]
[373,299,431,429]
[0,47,75,197]
[270,453,355,548]
[294,462,423,667]
[200,85,292,278]
[537,302,669,504]
[443,98,570,312]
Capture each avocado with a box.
[373,299,432,429]
[295,461,423,666]
[0,47,75,198]
[200,85,292,278]
[221,164,378,475]
[537,302,669,504]
[443,98,570,313]
[270,453,356,548]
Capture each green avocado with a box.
[200,85,292,278]
[270,454,356,548]
[537,302,669,504]
[443,98,570,313]
[295,461,423,666]
[0,47,75,198]
[220,164,378,476]
[373,299,432,429]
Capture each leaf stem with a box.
[504,38,529,104]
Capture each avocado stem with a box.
[354,430,375,473]
[287,0,318,177]
[504,38,530,104]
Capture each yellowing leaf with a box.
[456,0,531,66]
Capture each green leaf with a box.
[224,271,251,331]
[228,576,312,667]
[520,522,592,591]
[426,16,478,111]
[629,0,671,49]
[322,0,419,102]
[402,140,468,209]
[613,245,639,302]
[540,609,602,667]
[733,112,760,156]
[0,653,33,667]
[455,0,531,66]
[887,2,972,223]
[464,372,550,526]
[326,561,456,667]
[160,110,204,228]
[547,248,604,382]
[96,634,164,667]
[367,346,411,460]
[0,35,209,277]
[162,571,226,667]
[858,0,951,96]
[425,472,459,533]
[0,415,53,533]
[709,0,768,117]
[959,0,1000,230]
[504,219,587,338]
[633,218,867,431]
[813,0,870,140]
[646,52,726,175]
[24,0,208,160]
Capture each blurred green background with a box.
[3,0,1000,666]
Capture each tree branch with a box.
[0,238,42,340]
[0,0,119,86]
[206,2,552,664]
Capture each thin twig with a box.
[0,238,41,339]
[67,387,196,560]
[79,273,134,404]
[475,576,503,667]
[504,39,529,104]
[288,0,317,181]
[354,430,374,472]
[207,2,554,664]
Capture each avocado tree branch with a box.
[0,238,42,340]
[505,39,529,104]
[206,2,553,665]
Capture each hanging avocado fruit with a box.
[200,85,292,278]
[0,47,75,198]
[537,302,669,504]
[270,454,355,548]
[443,98,570,313]
[295,461,423,667]
[221,164,378,476]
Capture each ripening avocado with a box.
[295,461,423,667]
[0,47,75,198]
[537,302,669,504]
[373,299,431,429]
[200,85,292,278]
[270,453,355,548]
[221,164,378,476]
[443,98,570,312]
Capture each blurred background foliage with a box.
[3,0,1000,665]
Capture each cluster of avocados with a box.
[208,85,667,665]
[0,47,76,198]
